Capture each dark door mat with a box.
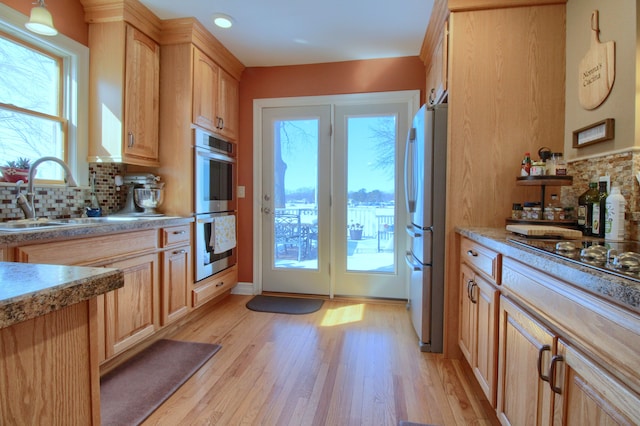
[246,295,324,314]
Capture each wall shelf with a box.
[516,175,573,211]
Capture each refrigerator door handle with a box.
[405,225,422,238]
[404,128,417,213]
[405,252,423,271]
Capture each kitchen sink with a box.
[0,216,142,231]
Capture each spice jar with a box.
[544,207,555,221]
[512,203,523,220]
[523,206,532,219]
[531,206,542,220]
[552,152,567,176]
[554,207,564,221]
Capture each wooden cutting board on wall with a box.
[578,10,615,110]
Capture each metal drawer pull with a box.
[216,281,224,287]
[469,282,477,304]
[172,249,186,255]
[549,355,564,394]
[467,250,478,257]
[537,345,551,382]
[128,131,134,147]
[172,230,186,235]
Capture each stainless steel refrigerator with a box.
[404,103,447,352]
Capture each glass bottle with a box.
[581,182,599,236]
[591,181,608,238]
[521,152,531,176]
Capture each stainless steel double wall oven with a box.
[193,127,237,282]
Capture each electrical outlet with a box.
[237,185,245,198]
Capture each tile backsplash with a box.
[0,163,127,221]
[563,150,640,240]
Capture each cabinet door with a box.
[217,69,239,140]
[497,296,555,426]
[192,47,219,132]
[552,339,640,425]
[472,273,499,407]
[124,25,160,164]
[104,253,159,358]
[161,245,191,326]
[459,263,475,364]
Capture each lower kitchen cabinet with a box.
[459,237,500,406]
[192,265,238,308]
[161,247,190,325]
[554,339,640,425]
[496,296,555,425]
[104,253,159,359]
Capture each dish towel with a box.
[209,215,236,254]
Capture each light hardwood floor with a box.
[141,295,499,425]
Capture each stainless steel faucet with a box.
[17,157,79,219]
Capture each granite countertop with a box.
[0,215,194,245]
[0,215,194,328]
[0,262,124,328]
[458,227,640,313]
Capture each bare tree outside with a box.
[0,34,64,178]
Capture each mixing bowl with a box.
[134,188,164,214]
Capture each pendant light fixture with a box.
[25,0,58,36]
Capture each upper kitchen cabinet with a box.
[157,18,244,216]
[192,48,240,141]
[81,0,162,167]
[420,0,449,105]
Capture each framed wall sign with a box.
[572,118,614,148]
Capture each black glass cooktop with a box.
[508,236,640,283]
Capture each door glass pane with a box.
[346,115,396,272]
[272,119,319,270]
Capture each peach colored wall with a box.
[237,56,426,283]
[3,0,88,46]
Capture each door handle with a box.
[263,207,271,215]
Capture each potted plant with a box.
[1,158,31,183]
[348,222,363,240]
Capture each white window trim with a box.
[0,4,89,187]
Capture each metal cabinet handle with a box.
[172,249,187,255]
[428,88,436,105]
[216,281,224,287]
[172,230,186,235]
[127,131,134,147]
[469,281,477,304]
[537,345,551,382]
[466,279,473,300]
[549,355,564,394]
[467,250,478,257]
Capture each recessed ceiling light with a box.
[213,13,234,29]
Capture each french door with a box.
[257,92,417,298]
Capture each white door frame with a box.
[252,90,420,297]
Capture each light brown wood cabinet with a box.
[85,20,160,166]
[459,237,500,406]
[426,20,448,105]
[104,253,159,359]
[192,265,238,308]
[160,225,192,325]
[158,20,244,217]
[192,46,239,140]
[496,296,555,425]
[499,257,640,425]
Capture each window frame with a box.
[0,4,89,187]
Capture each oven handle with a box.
[197,213,235,224]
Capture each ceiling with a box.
[139,0,434,67]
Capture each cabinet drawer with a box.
[461,237,501,283]
[15,229,158,266]
[161,225,191,247]
[192,266,237,308]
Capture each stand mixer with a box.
[117,173,165,216]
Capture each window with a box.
[0,4,88,185]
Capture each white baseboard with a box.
[231,282,256,295]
